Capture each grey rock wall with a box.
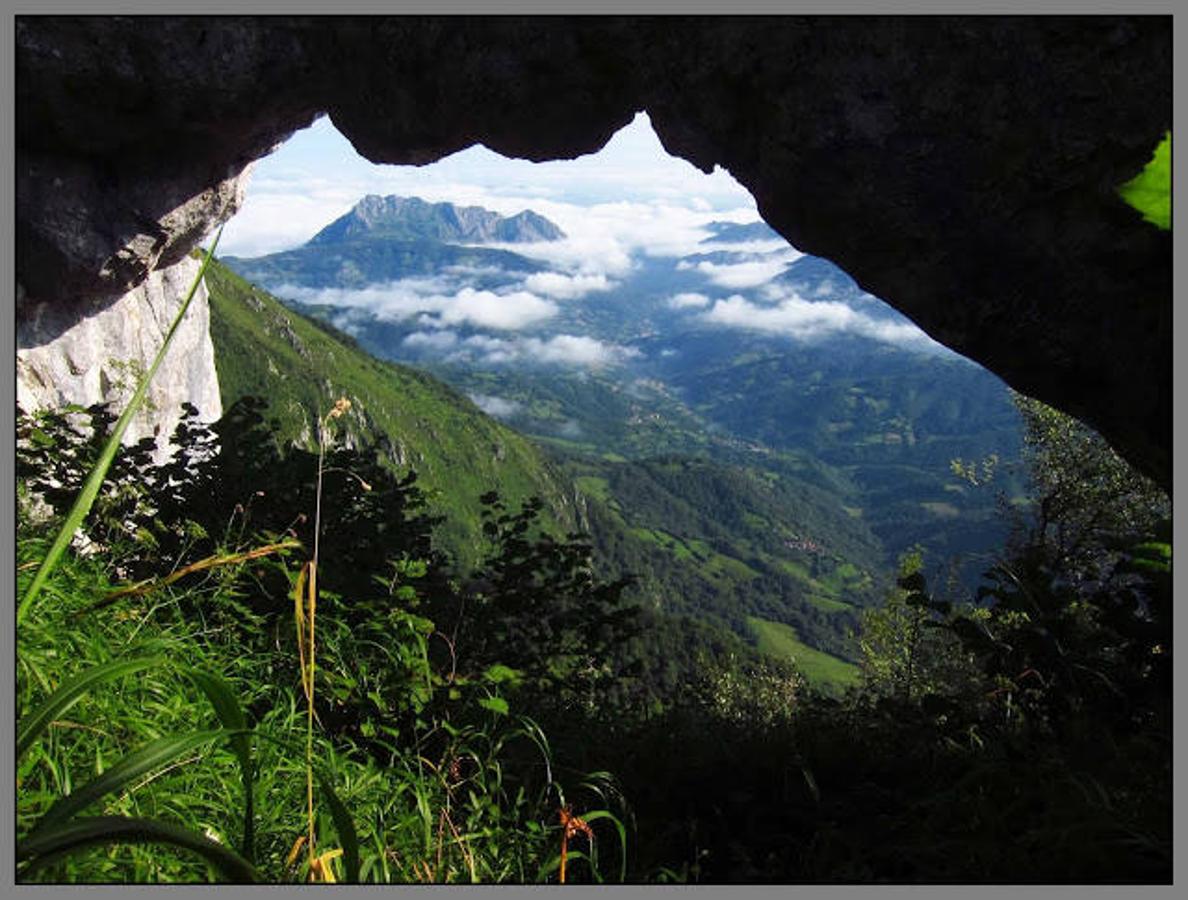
[17,254,223,460]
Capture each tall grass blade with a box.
[27,729,230,837]
[312,759,359,883]
[17,656,166,762]
[580,810,627,883]
[17,227,223,627]
[17,815,259,883]
[293,562,311,700]
[184,667,255,863]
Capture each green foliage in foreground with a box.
[566,392,1171,883]
[15,378,1172,883]
[16,405,630,884]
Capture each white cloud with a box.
[468,393,523,419]
[271,281,557,331]
[275,282,439,320]
[436,288,558,330]
[495,232,637,278]
[701,239,791,255]
[443,264,511,279]
[558,420,584,438]
[667,292,711,309]
[456,335,516,365]
[521,271,615,299]
[700,293,942,349]
[685,250,804,290]
[532,334,633,366]
[443,333,637,368]
[403,330,459,351]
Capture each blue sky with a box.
[219,111,763,259]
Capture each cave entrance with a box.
[214,110,1027,692]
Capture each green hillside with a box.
[561,454,885,659]
[204,255,578,564]
[747,616,861,692]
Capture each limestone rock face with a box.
[14,16,1172,487]
[17,255,223,460]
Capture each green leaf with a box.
[1117,131,1171,230]
[28,729,229,838]
[1131,541,1171,561]
[580,809,628,882]
[184,667,255,863]
[17,815,259,882]
[537,849,594,884]
[312,764,361,883]
[482,664,522,685]
[478,695,510,716]
[17,656,167,762]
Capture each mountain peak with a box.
[307,195,566,246]
[700,220,783,244]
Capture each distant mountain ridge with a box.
[222,195,564,290]
[308,195,566,246]
[700,221,783,244]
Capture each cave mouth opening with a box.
[220,109,963,375]
[213,109,1031,636]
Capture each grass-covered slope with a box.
[204,256,578,564]
[746,616,860,692]
[561,454,886,662]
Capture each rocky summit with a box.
[308,195,566,246]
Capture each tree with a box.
[1010,392,1168,591]
[858,550,977,704]
[937,394,1171,732]
[445,493,640,716]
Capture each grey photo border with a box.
[0,1,1181,898]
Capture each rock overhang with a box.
[15,15,1171,489]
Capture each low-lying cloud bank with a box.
[404,331,638,368]
[678,248,804,290]
[467,393,524,419]
[697,293,944,350]
[276,279,559,331]
[521,271,615,299]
